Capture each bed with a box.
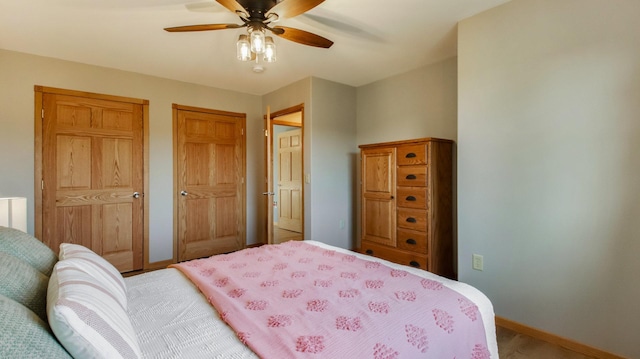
[0,226,498,358]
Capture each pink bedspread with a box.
[170,241,490,358]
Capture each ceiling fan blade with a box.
[272,26,333,48]
[216,0,246,14]
[268,0,325,19]
[164,23,243,32]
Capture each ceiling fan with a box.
[164,0,334,49]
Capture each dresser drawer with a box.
[360,241,427,270]
[397,229,428,253]
[397,166,427,187]
[396,187,427,209]
[397,144,427,166]
[397,208,427,231]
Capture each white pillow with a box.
[47,258,142,359]
[58,243,127,309]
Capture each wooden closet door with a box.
[41,93,144,272]
[361,147,396,247]
[175,106,246,261]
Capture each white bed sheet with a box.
[125,240,498,358]
[126,267,258,359]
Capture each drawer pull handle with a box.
[405,174,417,180]
[406,196,416,201]
[409,261,420,268]
[405,152,417,158]
[365,249,373,255]
[406,217,417,223]
[406,239,417,245]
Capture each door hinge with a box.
[41,109,44,119]
[241,128,244,135]
[264,130,268,137]
[41,180,44,190]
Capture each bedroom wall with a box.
[263,78,357,250]
[0,49,263,263]
[309,78,357,249]
[356,57,457,146]
[458,0,640,357]
[354,58,458,247]
[262,78,312,244]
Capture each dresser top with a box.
[358,137,454,149]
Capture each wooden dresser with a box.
[359,138,455,279]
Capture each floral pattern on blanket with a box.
[171,241,490,359]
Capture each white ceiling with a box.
[0,0,510,95]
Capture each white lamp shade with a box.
[0,197,27,232]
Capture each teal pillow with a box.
[0,226,58,276]
[0,252,48,321]
[0,294,72,359]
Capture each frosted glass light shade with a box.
[250,29,266,54]
[236,34,251,61]
[264,36,276,62]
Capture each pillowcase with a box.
[0,226,58,276]
[47,258,142,359]
[58,243,127,309]
[0,294,72,359]
[0,252,49,321]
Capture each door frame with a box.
[265,104,304,244]
[33,85,150,268]
[172,103,247,262]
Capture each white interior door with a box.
[277,128,303,233]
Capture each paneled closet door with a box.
[361,147,397,247]
[40,91,144,272]
[175,105,246,262]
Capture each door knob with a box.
[262,192,275,195]
[181,190,188,196]
[132,192,140,199]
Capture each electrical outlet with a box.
[472,254,484,271]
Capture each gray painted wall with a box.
[356,57,457,146]
[0,49,263,261]
[0,51,359,264]
[263,77,357,249]
[458,0,640,357]
[355,57,459,248]
[4,5,634,353]
[309,78,357,248]
[262,78,312,244]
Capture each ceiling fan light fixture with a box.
[167,0,333,66]
[263,36,277,63]
[249,27,266,54]
[236,34,251,61]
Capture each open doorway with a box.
[268,105,304,244]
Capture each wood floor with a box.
[273,225,303,244]
[497,326,597,358]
